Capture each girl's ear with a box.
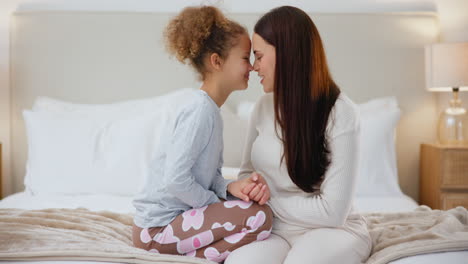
[209,53,223,71]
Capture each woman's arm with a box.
[272,127,360,228]
[238,101,261,180]
[163,106,220,208]
[237,98,271,204]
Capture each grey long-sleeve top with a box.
[133,90,233,228]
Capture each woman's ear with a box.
[209,53,223,71]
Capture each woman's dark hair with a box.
[254,6,341,193]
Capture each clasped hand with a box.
[227,172,270,205]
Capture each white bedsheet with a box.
[354,194,419,213]
[1,192,467,264]
[0,192,420,214]
[0,192,134,214]
[0,192,418,212]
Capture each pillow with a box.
[25,88,195,195]
[221,167,240,180]
[32,88,245,172]
[32,88,195,113]
[235,97,403,197]
[356,96,403,197]
[220,106,248,167]
[23,109,166,196]
[236,101,255,121]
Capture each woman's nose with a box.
[253,61,259,72]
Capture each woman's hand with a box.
[242,172,271,205]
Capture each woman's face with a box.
[252,33,276,93]
[221,33,253,91]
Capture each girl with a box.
[132,6,273,263]
[228,6,372,264]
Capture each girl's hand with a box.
[227,175,261,202]
[242,172,271,205]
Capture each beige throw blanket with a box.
[0,208,214,264]
[364,206,468,264]
[0,206,467,264]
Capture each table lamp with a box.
[425,42,468,146]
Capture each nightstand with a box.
[419,143,468,210]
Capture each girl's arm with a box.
[163,106,220,208]
[210,155,234,199]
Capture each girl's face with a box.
[252,33,276,93]
[220,34,253,91]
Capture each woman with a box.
[227,6,371,264]
[132,6,273,263]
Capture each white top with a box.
[239,92,362,230]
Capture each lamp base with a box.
[437,88,468,146]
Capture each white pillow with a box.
[356,96,403,197]
[32,88,195,113]
[25,88,195,196]
[221,167,240,180]
[33,89,244,170]
[220,106,248,167]
[235,96,403,197]
[23,109,165,196]
[236,101,255,121]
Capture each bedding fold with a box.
[0,208,213,264]
[364,205,468,264]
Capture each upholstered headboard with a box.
[10,11,439,200]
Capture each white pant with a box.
[225,220,371,264]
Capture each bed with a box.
[1,6,467,264]
[1,190,467,264]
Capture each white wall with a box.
[13,0,437,13]
[0,0,24,198]
[0,0,467,197]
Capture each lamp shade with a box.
[425,42,468,92]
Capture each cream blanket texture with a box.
[0,208,214,264]
[0,206,467,264]
[364,206,468,264]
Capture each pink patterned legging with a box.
[132,200,273,263]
